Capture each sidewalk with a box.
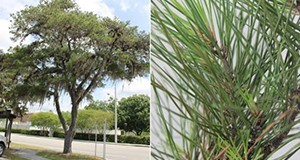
[13,148,48,160]
[0,148,46,160]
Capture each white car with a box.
[0,135,7,157]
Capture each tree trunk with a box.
[53,64,105,154]
[54,85,79,154]
[62,103,79,154]
[63,129,75,153]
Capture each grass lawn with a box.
[37,151,102,160]
[4,148,27,160]
[6,143,102,160]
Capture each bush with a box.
[53,131,149,144]
[119,135,150,144]
[0,128,49,136]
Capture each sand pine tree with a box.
[151,0,300,159]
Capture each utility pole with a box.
[103,118,107,160]
[114,84,118,143]
[94,125,97,157]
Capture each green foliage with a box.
[84,97,115,112]
[53,131,150,145]
[36,150,103,160]
[27,109,114,135]
[7,0,149,153]
[118,135,150,145]
[76,109,114,133]
[152,0,299,159]
[8,0,149,98]
[0,51,34,116]
[118,94,150,135]
[0,128,49,137]
[61,112,71,126]
[30,112,60,133]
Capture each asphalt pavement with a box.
[9,133,150,160]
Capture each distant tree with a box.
[84,97,115,112]
[76,109,113,133]
[9,0,149,154]
[62,111,71,127]
[118,94,149,135]
[30,112,60,136]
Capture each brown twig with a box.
[246,108,294,155]
[214,145,230,160]
[201,104,207,150]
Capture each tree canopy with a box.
[84,97,115,112]
[30,112,60,134]
[0,51,32,116]
[118,94,150,135]
[76,109,113,133]
[7,0,149,153]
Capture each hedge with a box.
[0,128,49,136]
[0,128,149,145]
[54,132,150,145]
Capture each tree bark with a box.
[63,129,76,153]
[54,59,107,154]
[61,105,78,154]
[61,88,80,154]
[54,84,78,154]
[54,85,67,133]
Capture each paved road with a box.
[10,133,150,160]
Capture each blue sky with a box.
[0,0,150,112]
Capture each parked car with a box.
[0,135,7,156]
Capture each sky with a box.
[0,0,150,112]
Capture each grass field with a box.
[4,143,102,160]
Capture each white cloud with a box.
[143,2,150,13]
[92,76,150,102]
[75,0,115,18]
[142,2,150,20]
[0,0,28,16]
[0,0,37,52]
[113,0,145,12]
[29,76,150,112]
[117,76,150,98]
[120,0,130,12]
[0,19,35,52]
[0,0,115,52]
[0,19,13,52]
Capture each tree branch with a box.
[75,58,108,106]
[262,87,300,158]
[247,108,295,156]
[54,84,67,132]
[76,61,98,94]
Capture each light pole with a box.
[94,125,97,157]
[114,84,118,143]
[103,118,107,159]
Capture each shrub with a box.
[119,135,150,144]
[55,131,150,145]
[0,128,49,136]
